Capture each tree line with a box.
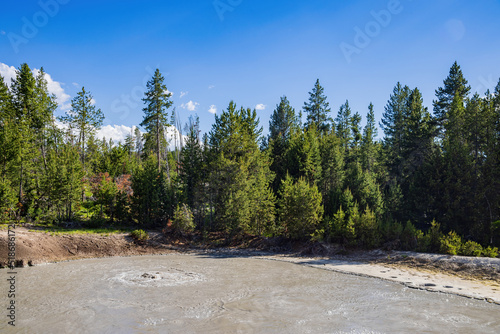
[1,62,499,256]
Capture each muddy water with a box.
[2,254,499,333]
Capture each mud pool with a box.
[2,254,499,333]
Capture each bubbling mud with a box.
[2,254,499,333]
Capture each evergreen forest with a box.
[1,62,500,257]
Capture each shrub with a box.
[440,231,462,255]
[482,246,499,258]
[278,175,323,240]
[355,206,380,249]
[414,229,429,253]
[130,229,149,242]
[427,220,443,253]
[400,221,418,251]
[172,204,195,235]
[460,240,483,257]
[379,219,403,244]
[331,206,355,244]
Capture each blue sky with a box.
[1,0,500,142]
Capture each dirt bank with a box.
[0,227,177,267]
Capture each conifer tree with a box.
[267,96,299,193]
[433,61,471,131]
[180,117,204,214]
[361,103,378,172]
[319,130,344,217]
[141,69,173,174]
[335,100,353,151]
[380,83,411,175]
[278,175,323,239]
[303,79,332,133]
[59,87,104,169]
[286,126,321,185]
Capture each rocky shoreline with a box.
[1,227,499,305]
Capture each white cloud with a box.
[0,63,17,86]
[96,124,185,149]
[165,89,174,96]
[1,63,71,111]
[96,125,135,144]
[208,105,217,114]
[255,104,266,111]
[33,68,72,111]
[208,85,215,89]
[181,100,199,111]
[90,98,96,105]
[72,82,79,87]
[179,91,188,98]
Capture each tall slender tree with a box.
[303,79,332,133]
[59,87,104,169]
[433,61,471,132]
[267,96,299,193]
[141,69,173,174]
[361,103,378,172]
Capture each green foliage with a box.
[140,68,173,174]
[130,229,149,242]
[427,220,444,253]
[303,79,332,133]
[172,204,195,235]
[267,96,299,193]
[354,206,380,249]
[433,61,471,128]
[399,221,426,251]
[379,219,403,247]
[58,87,104,168]
[131,155,172,226]
[482,246,499,258]
[330,206,355,244]
[279,175,323,240]
[461,240,483,257]
[286,126,321,185]
[1,61,500,259]
[0,177,16,220]
[440,231,463,255]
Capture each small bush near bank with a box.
[461,240,483,257]
[172,204,195,235]
[130,229,149,242]
[440,231,462,255]
[482,246,499,258]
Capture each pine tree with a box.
[319,130,344,217]
[207,101,274,235]
[10,63,37,124]
[0,75,13,120]
[278,175,323,240]
[380,83,411,175]
[335,100,353,151]
[180,117,204,216]
[10,64,39,210]
[286,126,321,185]
[438,92,476,234]
[303,79,332,133]
[361,103,378,172]
[267,96,299,193]
[0,77,17,218]
[131,155,171,226]
[141,69,173,174]
[58,87,104,169]
[433,61,471,131]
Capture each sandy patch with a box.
[255,254,500,305]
